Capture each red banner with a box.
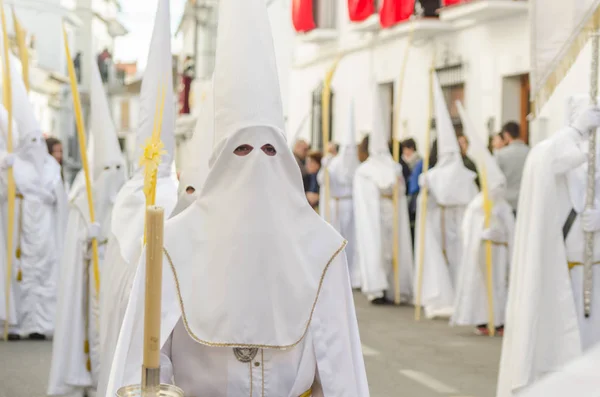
[292,0,316,32]
[443,0,464,6]
[348,0,375,22]
[380,0,415,28]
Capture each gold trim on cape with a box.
[163,239,348,349]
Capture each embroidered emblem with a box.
[233,347,258,363]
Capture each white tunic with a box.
[105,246,369,397]
[48,192,114,397]
[452,194,514,326]
[318,157,359,287]
[517,342,600,397]
[11,154,67,336]
[415,160,477,319]
[353,157,413,301]
[97,176,177,397]
[497,129,594,397]
[0,151,21,334]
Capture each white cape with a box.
[48,194,106,396]
[97,176,177,397]
[416,160,477,319]
[497,131,583,397]
[318,156,360,287]
[517,342,600,397]
[452,194,515,326]
[353,158,413,301]
[105,204,369,396]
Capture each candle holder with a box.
[116,383,184,397]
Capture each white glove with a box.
[418,174,428,189]
[572,106,600,138]
[582,208,600,233]
[481,227,505,242]
[87,222,101,241]
[1,153,15,169]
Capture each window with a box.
[311,82,334,150]
[417,0,441,17]
[313,0,337,29]
[433,63,465,134]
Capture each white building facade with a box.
[285,0,536,153]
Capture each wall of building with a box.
[286,2,533,156]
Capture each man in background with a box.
[293,139,310,191]
[401,138,421,171]
[458,133,480,188]
[495,121,529,215]
[46,137,63,166]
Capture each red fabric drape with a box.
[443,0,464,6]
[348,0,375,22]
[380,0,415,28]
[179,75,192,115]
[292,0,316,33]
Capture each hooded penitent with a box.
[414,74,478,320]
[97,0,178,394]
[2,49,67,338]
[497,95,600,397]
[451,102,514,328]
[105,0,369,394]
[426,73,477,206]
[319,99,360,286]
[108,0,178,266]
[170,82,214,217]
[48,57,126,397]
[0,104,20,335]
[353,85,414,302]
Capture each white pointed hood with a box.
[357,86,398,190]
[369,88,392,158]
[110,0,178,266]
[328,99,360,184]
[171,82,214,217]
[3,54,47,174]
[91,56,125,179]
[457,101,505,195]
[89,57,126,216]
[133,0,175,177]
[212,0,285,146]
[433,73,461,160]
[68,136,93,202]
[0,104,19,154]
[425,74,477,206]
[163,0,345,348]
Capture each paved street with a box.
[0,293,501,397]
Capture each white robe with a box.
[415,161,477,319]
[318,159,360,288]
[353,158,413,301]
[451,194,515,326]
[496,129,595,397]
[0,154,21,334]
[7,154,67,336]
[517,342,600,397]
[105,210,369,397]
[97,176,177,397]
[48,192,114,397]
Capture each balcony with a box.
[297,0,338,44]
[439,0,528,25]
[378,17,451,42]
[350,13,380,33]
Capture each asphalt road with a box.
[0,293,502,397]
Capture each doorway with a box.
[501,73,530,143]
